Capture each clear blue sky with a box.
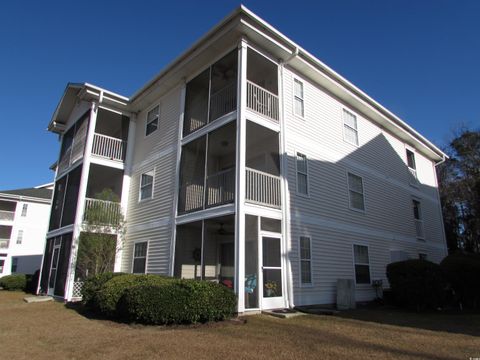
[0,0,479,190]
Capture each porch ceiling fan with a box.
[217,222,234,236]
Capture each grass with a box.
[1,291,479,360]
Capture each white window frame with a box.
[405,145,420,187]
[295,152,309,197]
[139,170,154,202]
[132,241,149,274]
[352,244,371,286]
[145,105,160,137]
[21,204,28,217]
[347,171,366,212]
[343,108,359,146]
[293,77,305,119]
[16,229,23,244]
[412,197,425,240]
[299,236,313,286]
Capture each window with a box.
[16,230,23,244]
[296,153,308,195]
[299,236,312,285]
[139,171,154,201]
[418,253,427,260]
[412,199,424,239]
[21,204,28,217]
[145,105,159,136]
[133,242,148,273]
[406,149,417,178]
[293,79,304,117]
[0,259,4,273]
[353,244,370,284]
[11,258,18,273]
[343,109,359,146]
[348,173,365,211]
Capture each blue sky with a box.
[0,0,478,189]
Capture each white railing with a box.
[0,210,15,221]
[83,198,122,225]
[246,81,279,122]
[0,239,9,249]
[92,133,126,162]
[246,167,281,208]
[209,82,237,122]
[178,180,204,214]
[415,219,425,239]
[206,168,235,207]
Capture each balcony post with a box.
[235,39,248,313]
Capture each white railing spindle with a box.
[246,81,279,122]
[245,167,281,208]
[91,133,126,162]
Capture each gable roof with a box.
[0,187,53,202]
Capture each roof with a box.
[0,187,53,202]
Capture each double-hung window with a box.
[353,244,370,284]
[296,153,308,195]
[21,204,28,217]
[343,109,359,146]
[133,242,148,273]
[145,105,159,136]
[412,199,424,239]
[139,171,154,201]
[293,79,304,117]
[11,258,18,273]
[348,172,365,211]
[299,236,312,285]
[418,253,427,260]
[406,149,417,178]
[16,230,23,244]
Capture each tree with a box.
[75,188,126,280]
[438,128,480,253]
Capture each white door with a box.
[261,235,285,309]
[47,242,61,295]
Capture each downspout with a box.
[280,47,299,309]
[433,154,449,257]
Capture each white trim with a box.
[346,170,366,213]
[295,151,310,197]
[138,169,155,202]
[352,243,371,286]
[131,240,149,274]
[342,108,360,147]
[244,111,280,132]
[181,112,236,145]
[176,203,235,225]
[89,157,125,170]
[298,236,313,287]
[244,203,282,219]
[292,76,305,120]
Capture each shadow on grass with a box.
[336,303,480,337]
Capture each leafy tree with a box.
[75,188,126,280]
[438,128,480,253]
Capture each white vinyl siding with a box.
[293,79,304,118]
[21,204,28,217]
[299,236,312,285]
[145,105,159,136]
[139,171,154,201]
[353,244,370,284]
[132,242,148,273]
[343,109,358,146]
[347,173,365,211]
[412,199,424,239]
[296,153,308,195]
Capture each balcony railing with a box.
[415,219,425,239]
[0,238,10,249]
[246,167,281,208]
[92,133,126,162]
[206,168,235,208]
[246,81,279,122]
[83,198,121,226]
[210,82,237,122]
[0,210,15,221]
[178,179,204,214]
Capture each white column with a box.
[64,101,98,300]
[114,115,136,272]
[235,39,248,313]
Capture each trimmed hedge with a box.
[0,274,27,291]
[441,252,480,308]
[119,279,237,325]
[386,259,446,310]
[81,272,126,310]
[95,274,172,317]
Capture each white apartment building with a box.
[38,6,447,311]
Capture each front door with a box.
[261,235,285,309]
[47,241,61,295]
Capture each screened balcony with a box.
[91,108,129,162]
[246,49,279,122]
[0,200,16,221]
[0,225,12,249]
[178,122,236,214]
[183,51,238,136]
[57,113,89,174]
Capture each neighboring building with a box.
[0,184,53,277]
[39,6,448,310]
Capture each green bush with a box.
[81,272,126,310]
[386,259,446,310]
[119,279,237,325]
[441,252,480,308]
[0,274,27,291]
[95,274,172,317]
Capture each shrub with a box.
[81,272,126,310]
[0,274,27,291]
[95,274,172,317]
[119,279,237,325]
[441,252,480,308]
[386,259,446,310]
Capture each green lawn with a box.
[0,291,478,359]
